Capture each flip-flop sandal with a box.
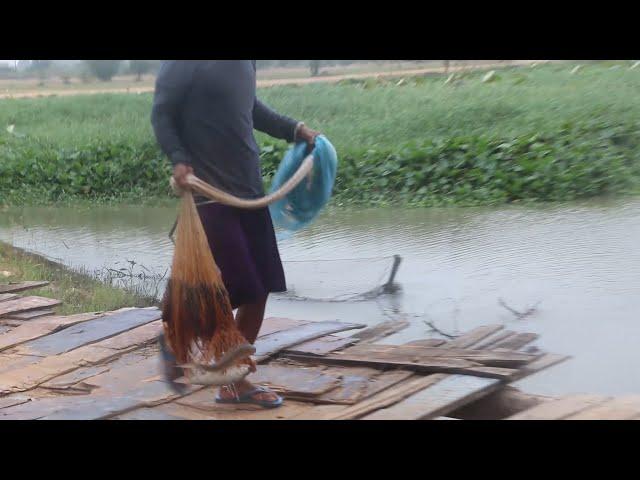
[215,386,284,409]
[158,333,188,395]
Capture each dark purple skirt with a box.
[196,202,286,309]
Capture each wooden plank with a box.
[326,374,446,420]
[0,281,49,294]
[149,403,219,420]
[348,319,410,344]
[40,365,111,391]
[114,407,184,420]
[316,368,414,405]
[284,335,357,356]
[566,396,640,420]
[309,344,536,368]
[0,395,81,420]
[16,307,161,356]
[247,365,341,398]
[403,339,447,347]
[0,293,18,303]
[0,296,61,318]
[312,367,378,404]
[0,319,163,394]
[508,395,611,420]
[7,309,55,320]
[258,317,309,337]
[363,374,500,420]
[286,352,516,380]
[443,324,505,349]
[492,333,539,351]
[254,320,365,362]
[43,382,183,420]
[0,312,102,353]
[30,381,183,420]
[0,395,31,410]
[511,353,571,381]
[472,330,518,350]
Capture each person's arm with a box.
[151,61,196,169]
[252,98,300,143]
[253,98,321,147]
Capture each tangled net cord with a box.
[278,255,397,302]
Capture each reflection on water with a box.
[2,197,640,397]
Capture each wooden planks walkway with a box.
[0,283,582,420]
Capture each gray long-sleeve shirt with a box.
[151,60,299,199]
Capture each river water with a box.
[2,198,639,397]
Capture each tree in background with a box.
[30,60,52,86]
[310,60,321,77]
[129,60,153,81]
[84,60,122,81]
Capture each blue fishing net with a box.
[269,135,338,233]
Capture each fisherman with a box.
[151,60,319,408]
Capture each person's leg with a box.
[217,295,281,403]
[235,295,268,344]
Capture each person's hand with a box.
[173,163,193,189]
[296,124,321,149]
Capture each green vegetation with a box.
[1,62,640,206]
[0,242,157,315]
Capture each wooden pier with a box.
[0,280,628,420]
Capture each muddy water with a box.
[1,198,639,397]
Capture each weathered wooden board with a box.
[0,312,102,353]
[7,309,55,321]
[0,394,82,420]
[0,395,31,410]
[492,333,539,351]
[40,365,111,391]
[146,403,218,421]
[0,320,163,394]
[316,368,413,405]
[472,330,517,350]
[508,395,611,420]
[0,294,18,303]
[348,319,410,344]
[258,317,310,337]
[39,381,182,420]
[0,296,61,318]
[326,374,446,420]
[565,396,640,420]
[341,344,537,367]
[286,352,516,380]
[0,353,46,375]
[254,320,365,362]
[114,407,184,420]
[79,353,161,393]
[0,281,49,294]
[363,374,500,420]
[511,354,571,381]
[284,335,357,356]
[248,365,341,398]
[17,308,161,356]
[403,339,447,347]
[444,325,505,349]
